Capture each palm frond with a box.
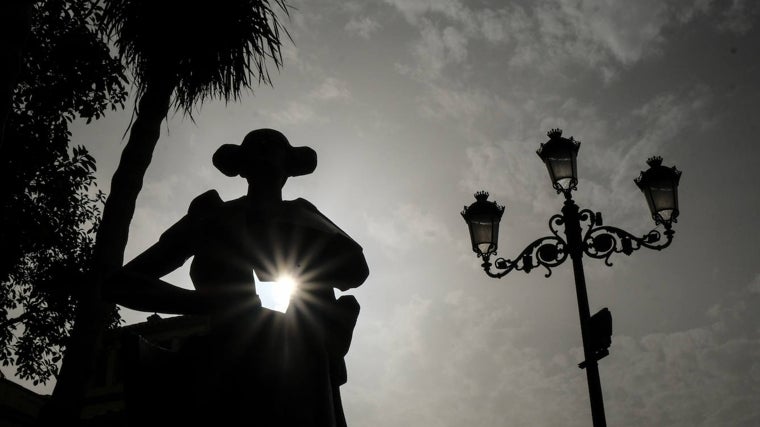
[101,0,291,114]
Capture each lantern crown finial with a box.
[474,191,489,201]
[547,128,563,139]
[646,156,663,167]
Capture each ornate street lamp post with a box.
[462,129,682,427]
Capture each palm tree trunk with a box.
[39,77,175,425]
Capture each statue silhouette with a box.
[106,129,369,426]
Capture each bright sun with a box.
[275,275,298,300]
[272,274,297,308]
[254,271,299,312]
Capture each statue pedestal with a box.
[122,294,359,427]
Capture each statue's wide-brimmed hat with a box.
[213,129,317,178]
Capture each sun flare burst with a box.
[254,270,299,313]
[276,274,297,297]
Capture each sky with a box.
[13,0,760,426]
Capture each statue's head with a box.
[212,129,317,186]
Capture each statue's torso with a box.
[187,197,287,292]
[168,190,366,296]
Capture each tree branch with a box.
[0,311,31,329]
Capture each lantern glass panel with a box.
[547,156,575,190]
[646,179,678,222]
[468,214,499,255]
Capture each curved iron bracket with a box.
[580,209,675,266]
[481,214,569,278]
[479,206,676,278]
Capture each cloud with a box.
[141,174,184,207]
[262,102,325,126]
[504,0,677,81]
[309,77,352,101]
[281,43,302,69]
[345,291,563,427]
[417,85,494,123]
[397,19,470,80]
[607,85,710,189]
[382,0,471,26]
[748,274,760,294]
[462,139,554,214]
[364,203,454,257]
[388,0,717,84]
[674,0,713,23]
[386,1,522,84]
[602,280,760,426]
[279,36,325,77]
[522,0,717,73]
[562,0,669,65]
[345,16,381,39]
[476,10,505,43]
[716,0,760,34]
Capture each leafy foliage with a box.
[0,0,127,384]
[101,0,290,114]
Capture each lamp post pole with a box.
[563,198,607,427]
[462,129,682,427]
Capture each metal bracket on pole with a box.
[578,308,612,369]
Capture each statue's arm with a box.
[104,225,205,315]
[104,191,224,315]
[315,240,369,291]
[297,199,370,291]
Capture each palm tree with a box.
[41,0,291,422]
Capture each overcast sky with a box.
[20,0,760,425]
